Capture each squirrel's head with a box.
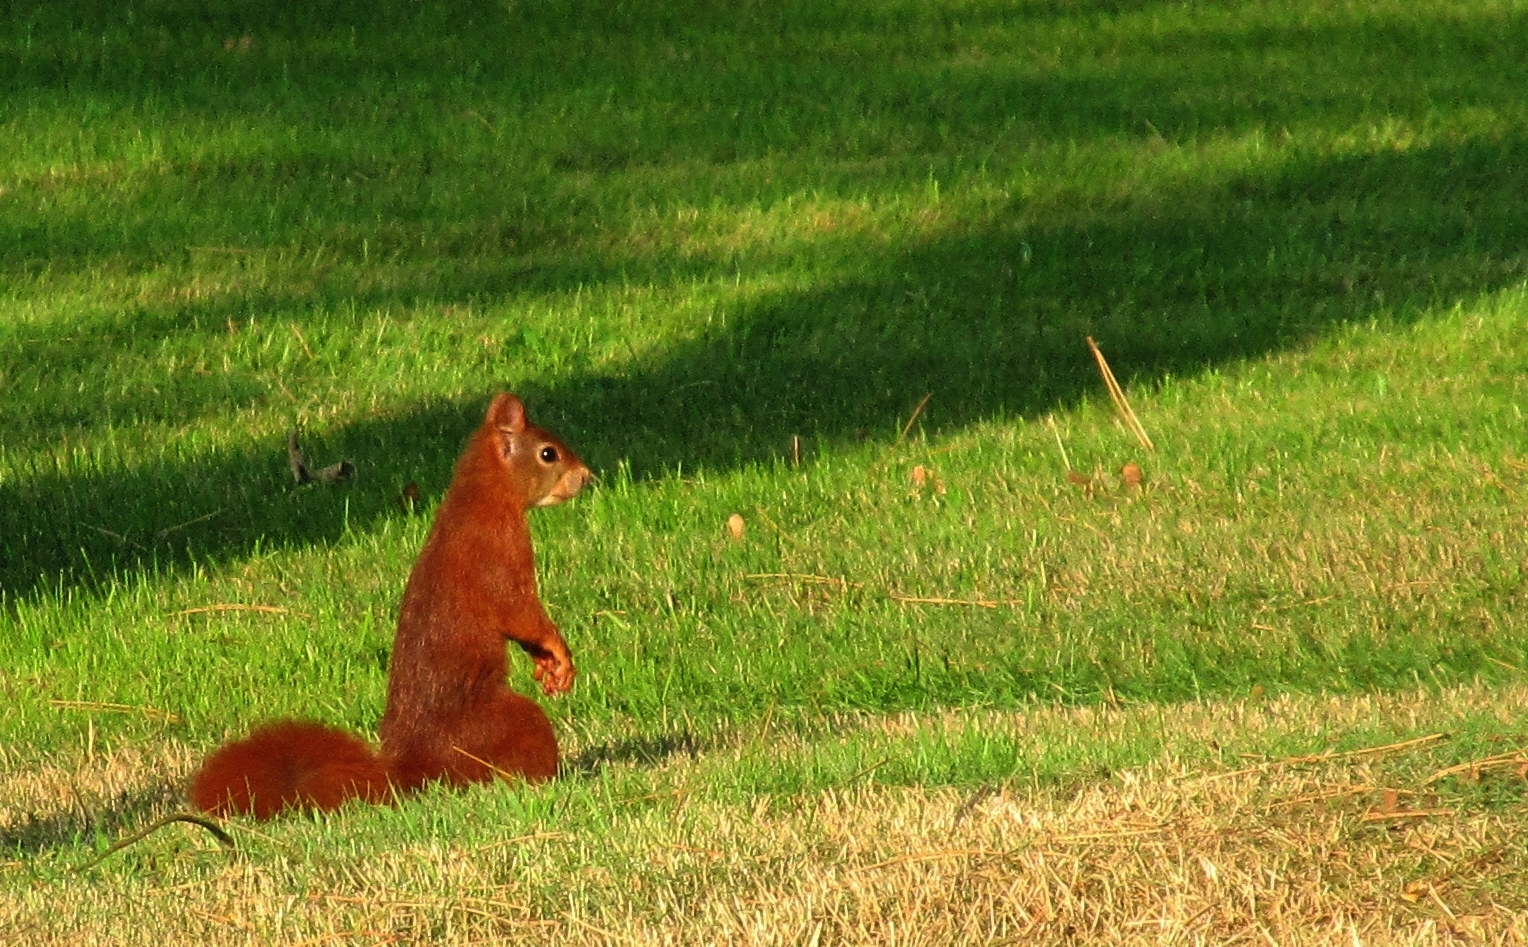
[486,393,592,509]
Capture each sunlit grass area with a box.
[3,0,1527,942]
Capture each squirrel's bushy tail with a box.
[189,720,391,819]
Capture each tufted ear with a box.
[486,393,527,433]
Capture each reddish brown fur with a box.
[189,721,390,819]
[188,394,590,819]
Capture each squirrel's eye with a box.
[539,445,559,464]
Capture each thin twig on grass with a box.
[289,322,315,359]
[844,757,891,785]
[89,525,144,549]
[1422,748,1528,786]
[1265,783,1382,809]
[473,832,569,854]
[952,784,997,826]
[749,506,801,546]
[1287,732,1446,763]
[309,893,531,916]
[185,906,244,930]
[889,593,1015,608]
[1191,732,1446,784]
[744,573,863,590]
[1087,336,1154,451]
[1046,415,1072,472]
[1360,808,1455,822]
[751,696,780,749]
[170,604,311,619]
[564,915,635,944]
[215,817,291,852]
[155,509,222,540]
[1054,823,1170,843]
[895,393,933,448]
[288,931,399,947]
[47,699,184,723]
[74,813,236,872]
[852,848,997,874]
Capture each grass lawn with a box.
[3,0,1528,942]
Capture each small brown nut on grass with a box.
[1121,462,1144,489]
[910,465,947,494]
[726,513,745,541]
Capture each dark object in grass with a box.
[74,812,236,872]
[191,394,591,819]
[287,430,356,485]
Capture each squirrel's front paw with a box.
[533,656,576,695]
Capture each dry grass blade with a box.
[169,604,311,619]
[1191,732,1446,784]
[888,593,1014,608]
[1053,823,1172,843]
[1046,414,1073,472]
[154,509,223,540]
[744,573,863,590]
[895,392,933,447]
[1086,336,1154,452]
[289,321,316,359]
[451,745,518,781]
[1289,732,1447,763]
[565,915,636,944]
[474,832,570,854]
[1266,784,1380,809]
[842,757,892,784]
[1359,808,1455,822]
[850,848,997,874]
[1422,748,1528,786]
[47,700,184,723]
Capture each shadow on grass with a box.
[3,1,1528,605]
[565,728,713,778]
[4,129,1528,605]
[534,133,1527,473]
[0,779,184,859]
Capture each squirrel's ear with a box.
[487,393,527,433]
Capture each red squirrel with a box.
[189,393,591,819]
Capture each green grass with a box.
[4,0,1528,940]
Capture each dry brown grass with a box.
[4,684,1527,946]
